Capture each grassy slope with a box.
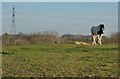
[2,44,118,77]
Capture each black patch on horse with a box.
[97,24,104,35]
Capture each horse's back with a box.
[91,26,99,35]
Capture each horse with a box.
[91,24,105,45]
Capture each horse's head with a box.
[99,24,105,34]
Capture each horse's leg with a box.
[97,35,100,44]
[92,35,97,45]
[92,35,94,45]
[99,34,103,45]
[94,35,97,45]
[91,35,94,45]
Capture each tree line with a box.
[1,31,119,46]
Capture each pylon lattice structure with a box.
[11,6,16,35]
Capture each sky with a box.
[2,2,118,36]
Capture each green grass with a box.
[2,43,118,77]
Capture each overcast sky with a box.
[2,2,118,36]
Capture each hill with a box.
[2,43,118,77]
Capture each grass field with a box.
[2,43,118,77]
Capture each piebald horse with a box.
[91,24,105,45]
